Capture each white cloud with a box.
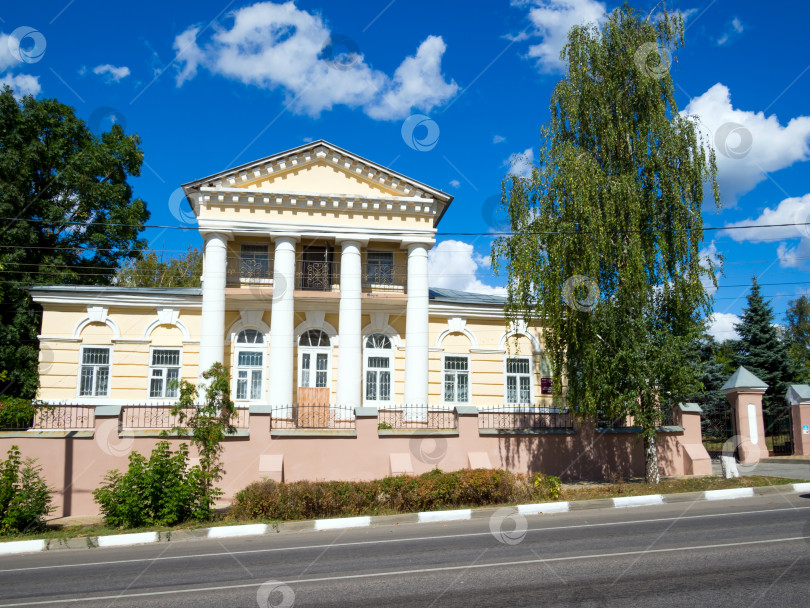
[0,33,16,72]
[173,1,457,120]
[506,147,534,178]
[514,0,606,73]
[717,17,744,46]
[707,312,740,341]
[682,83,810,207]
[0,72,41,98]
[92,64,131,82]
[731,17,744,34]
[722,193,810,269]
[724,193,810,243]
[493,135,506,144]
[449,179,461,189]
[0,32,41,98]
[427,240,506,295]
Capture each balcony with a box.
[227,256,272,284]
[225,256,408,293]
[362,263,407,293]
[296,259,340,291]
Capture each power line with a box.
[1,216,810,236]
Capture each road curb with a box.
[3,482,808,555]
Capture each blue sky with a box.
[1,0,809,341]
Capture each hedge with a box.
[231,469,559,521]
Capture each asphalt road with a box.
[1,492,809,607]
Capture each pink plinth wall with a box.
[792,404,810,456]
[725,388,769,463]
[0,407,707,517]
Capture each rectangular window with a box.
[236,350,263,400]
[365,251,394,285]
[79,347,111,397]
[240,244,270,279]
[506,357,532,404]
[149,349,181,398]
[443,356,470,403]
[365,356,391,402]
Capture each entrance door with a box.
[300,245,332,290]
[297,329,331,427]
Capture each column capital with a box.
[401,238,434,251]
[200,231,234,242]
[335,236,369,248]
[270,233,301,244]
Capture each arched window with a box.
[364,333,393,405]
[234,329,265,401]
[298,329,331,389]
[364,333,391,349]
[237,329,264,344]
[298,329,330,347]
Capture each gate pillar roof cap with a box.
[721,366,768,393]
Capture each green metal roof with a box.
[721,366,768,392]
[428,287,506,305]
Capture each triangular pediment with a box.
[237,159,400,198]
[181,140,453,225]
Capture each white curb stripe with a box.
[517,502,570,515]
[207,524,268,538]
[97,532,158,548]
[0,539,45,555]
[417,509,471,523]
[793,482,810,493]
[314,516,371,531]
[612,495,664,508]
[704,487,755,501]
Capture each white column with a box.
[198,232,228,378]
[404,243,430,406]
[268,236,297,410]
[336,240,363,409]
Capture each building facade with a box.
[32,140,550,412]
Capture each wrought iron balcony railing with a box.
[296,259,339,291]
[227,257,272,283]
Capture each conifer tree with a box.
[734,277,796,415]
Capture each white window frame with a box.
[363,333,394,407]
[148,347,182,400]
[504,355,533,409]
[233,329,266,402]
[77,345,112,399]
[442,354,471,406]
[297,330,332,391]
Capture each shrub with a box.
[93,441,206,528]
[532,473,562,501]
[231,468,543,521]
[0,397,46,430]
[0,446,54,534]
[169,362,236,520]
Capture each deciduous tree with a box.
[493,5,718,483]
[0,88,149,396]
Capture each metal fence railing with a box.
[477,406,574,431]
[378,405,458,430]
[270,404,356,430]
[597,405,678,430]
[121,405,249,430]
[32,406,95,430]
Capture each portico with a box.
[186,141,449,409]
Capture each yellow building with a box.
[32,141,552,413]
